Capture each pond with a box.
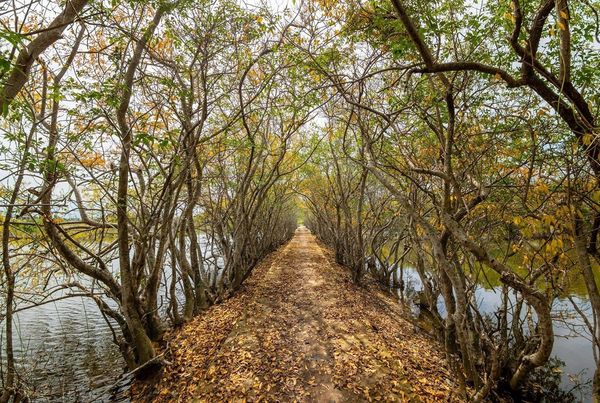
[401,266,595,401]
[0,236,220,401]
[1,260,596,401]
[2,292,127,401]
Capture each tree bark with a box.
[0,0,89,113]
[115,7,166,366]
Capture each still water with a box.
[0,237,219,401]
[402,267,595,401]
[1,265,597,401]
[4,293,125,401]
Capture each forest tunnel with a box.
[0,0,599,401]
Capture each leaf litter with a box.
[133,228,461,402]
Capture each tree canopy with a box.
[0,0,599,401]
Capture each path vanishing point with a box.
[135,227,458,402]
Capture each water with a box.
[0,235,221,401]
[3,293,125,402]
[1,259,596,401]
[401,267,595,400]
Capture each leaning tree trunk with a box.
[114,6,167,367]
[574,215,600,402]
[0,0,89,112]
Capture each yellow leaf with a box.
[542,215,554,226]
[537,182,549,193]
[560,10,569,20]
[572,142,579,153]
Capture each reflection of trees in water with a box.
[398,267,591,401]
[1,243,221,401]
[2,297,123,401]
[521,358,589,402]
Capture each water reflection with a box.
[2,259,595,401]
[401,267,594,400]
[3,294,124,402]
[1,235,220,401]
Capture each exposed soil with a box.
[133,227,460,402]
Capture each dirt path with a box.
[137,227,458,402]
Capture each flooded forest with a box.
[0,0,600,401]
